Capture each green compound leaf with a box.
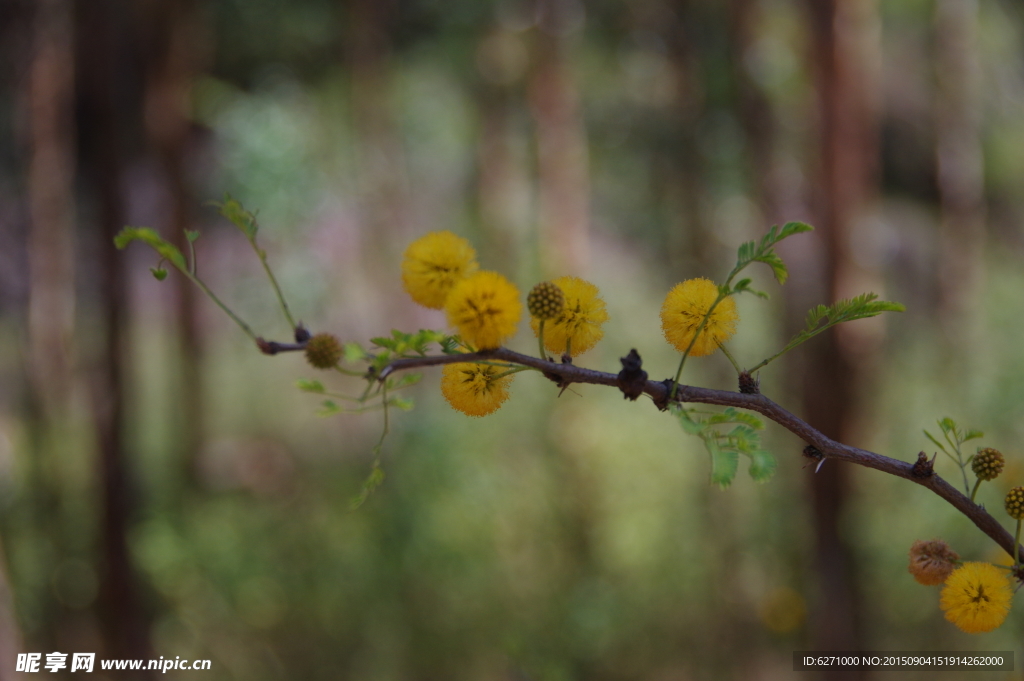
[733,278,770,299]
[317,400,342,417]
[748,449,778,483]
[214,195,258,239]
[386,373,421,390]
[350,463,386,510]
[296,378,326,394]
[343,342,367,363]
[388,397,414,411]
[674,405,777,487]
[755,293,905,369]
[734,221,814,285]
[708,439,739,489]
[115,227,187,272]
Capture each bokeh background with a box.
[1,0,1024,679]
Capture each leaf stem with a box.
[186,273,258,341]
[254,242,297,330]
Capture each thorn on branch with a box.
[617,349,648,401]
[802,445,825,472]
[803,445,822,459]
[738,370,760,394]
[911,451,936,478]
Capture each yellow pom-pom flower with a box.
[401,231,479,309]
[441,362,513,416]
[445,271,522,350]
[660,278,738,357]
[939,562,1013,634]
[529,276,609,357]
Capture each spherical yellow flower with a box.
[445,271,521,350]
[908,539,959,586]
[660,278,738,357]
[529,276,609,357]
[401,231,479,309]
[940,562,1013,634]
[441,362,513,416]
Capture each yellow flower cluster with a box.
[401,233,611,416]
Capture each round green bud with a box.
[1005,486,1024,521]
[305,333,343,370]
[972,447,1005,482]
[527,281,565,321]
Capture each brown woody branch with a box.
[379,346,1024,565]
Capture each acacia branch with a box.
[379,346,1024,565]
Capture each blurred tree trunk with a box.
[347,0,407,246]
[529,0,590,275]
[27,0,76,420]
[144,0,205,488]
[728,0,781,224]
[77,0,150,669]
[476,78,529,280]
[935,0,984,343]
[663,1,714,276]
[24,0,77,653]
[0,534,20,681]
[801,0,880,675]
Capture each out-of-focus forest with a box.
[1,0,1024,678]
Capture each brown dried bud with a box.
[911,451,935,478]
[971,447,1005,482]
[1005,486,1024,521]
[908,539,959,586]
[305,333,343,370]
[527,281,565,320]
[738,371,760,394]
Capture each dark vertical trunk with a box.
[727,0,781,224]
[27,0,76,419]
[77,0,150,668]
[935,0,984,342]
[802,0,879,674]
[0,534,22,681]
[529,0,590,275]
[663,1,712,275]
[144,0,205,488]
[23,0,77,652]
